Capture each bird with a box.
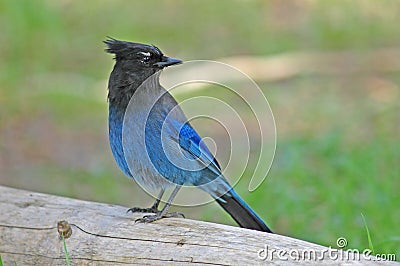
[104,38,273,233]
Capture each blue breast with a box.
[108,104,133,177]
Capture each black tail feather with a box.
[217,190,273,233]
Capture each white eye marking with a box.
[138,52,151,57]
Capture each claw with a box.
[135,212,185,224]
[127,206,159,214]
[135,214,161,223]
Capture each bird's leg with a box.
[135,185,184,223]
[127,188,165,214]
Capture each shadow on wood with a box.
[0,186,397,265]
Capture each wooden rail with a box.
[0,186,397,265]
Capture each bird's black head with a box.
[104,38,182,106]
[104,38,182,72]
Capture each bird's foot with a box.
[127,206,159,214]
[135,212,185,223]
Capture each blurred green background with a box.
[0,0,399,260]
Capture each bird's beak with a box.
[153,56,183,68]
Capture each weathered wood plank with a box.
[0,186,397,265]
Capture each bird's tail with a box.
[216,189,273,233]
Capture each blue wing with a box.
[177,122,222,177]
[156,117,232,197]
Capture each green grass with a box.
[62,235,71,266]
[0,0,399,261]
[362,213,375,254]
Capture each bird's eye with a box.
[138,51,151,63]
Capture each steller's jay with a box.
[104,38,272,233]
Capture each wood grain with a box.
[0,186,397,265]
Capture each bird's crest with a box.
[104,37,162,60]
